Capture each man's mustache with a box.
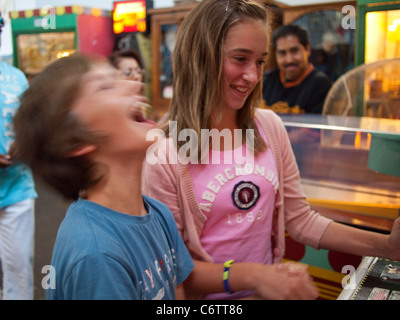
[284,63,298,68]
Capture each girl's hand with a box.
[388,218,400,261]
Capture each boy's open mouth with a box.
[130,102,156,127]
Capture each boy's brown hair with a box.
[13,55,105,200]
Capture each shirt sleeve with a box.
[173,224,195,285]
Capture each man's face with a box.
[275,35,311,82]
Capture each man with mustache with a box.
[262,24,332,114]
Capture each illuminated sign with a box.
[113,0,147,34]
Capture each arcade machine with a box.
[281,58,400,299]
[9,6,113,78]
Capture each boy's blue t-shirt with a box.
[0,61,37,208]
[46,196,194,300]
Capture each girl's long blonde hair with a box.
[161,0,270,158]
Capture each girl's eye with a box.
[234,56,247,63]
[258,59,266,66]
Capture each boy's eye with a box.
[97,82,114,91]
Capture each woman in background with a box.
[109,49,145,83]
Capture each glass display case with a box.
[280,113,400,299]
[283,114,400,227]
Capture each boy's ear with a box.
[66,144,97,158]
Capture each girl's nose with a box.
[243,64,260,83]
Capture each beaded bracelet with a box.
[223,260,234,294]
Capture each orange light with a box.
[113,0,147,34]
[367,133,372,149]
[354,131,361,149]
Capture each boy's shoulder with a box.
[144,195,170,212]
[61,197,177,242]
[54,200,101,253]
[143,195,176,228]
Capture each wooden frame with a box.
[282,1,357,24]
[148,5,194,120]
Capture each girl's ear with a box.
[65,144,97,158]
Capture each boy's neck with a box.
[85,163,147,216]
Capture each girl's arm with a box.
[175,283,186,300]
[319,218,400,261]
[183,260,319,300]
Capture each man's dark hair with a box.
[272,24,310,49]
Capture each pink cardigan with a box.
[142,109,332,263]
